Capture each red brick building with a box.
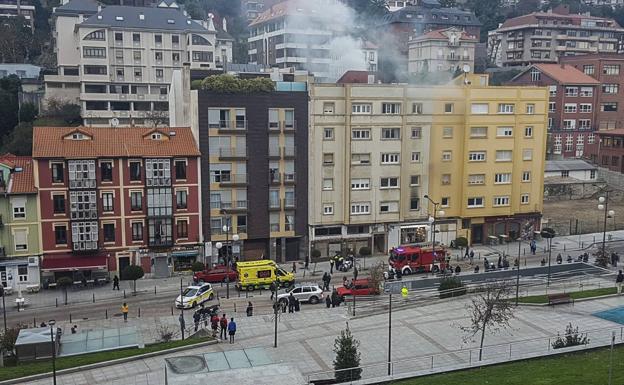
[595,129,624,173]
[509,63,599,159]
[33,126,201,282]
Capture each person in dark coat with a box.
[330,258,335,274]
[113,275,120,290]
[246,301,253,317]
[288,293,296,313]
[193,311,201,332]
[270,281,277,300]
[325,294,331,308]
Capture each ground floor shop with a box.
[0,257,40,292]
[467,213,542,245]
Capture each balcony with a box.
[149,237,173,248]
[283,172,296,184]
[282,146,296,159]
[224,200,248,212]
[269,147,281,159]
[269,171,281,185]
[212,120,248,134]
[219,148,247,160]
[282,120,296,132]
[283,197,296,209]
[69,179,96,189]
[269,199,281,210]
[146,177,172,187]
[462,55,471,60]
[219,174,248,187]
[70,209,98,220]
[446,55,460,61]
[73,241,98,252]
[268,122,281,133]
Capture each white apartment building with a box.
[0,0,36,28]
[408,27,477,74]
[44,0,231,126]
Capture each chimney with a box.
[223,17,227,32]
[97,5,101,12]
[207,13,216,32]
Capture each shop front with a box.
[482,214,541,244]
[0,257,40,291]
[40,254,109,287]
[171,248,200,271]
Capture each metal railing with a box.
[218,174,248,185]
[218,148,247,158]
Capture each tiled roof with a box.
[500,12,622,30]
[0,154,36,194]
[81,6,208,32]
[531,64,600,85]
[337,71,372,84]
[32,126,200,159]
[55,0,100,16]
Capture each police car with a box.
[175,283,214,309]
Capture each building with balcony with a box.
[194,82,308,262]
[0,155,41,290]
[33,126,201,283]
[44,0,229,127]
[0,0,36,29]
[488,5,624,67]
[408,27,477,74]
[509,63,599,159]
[309,73,548,253]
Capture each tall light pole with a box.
[541,228,555,286]
[387,293,392,376]
[598,193,615,261]
[218,209,239,299]
[49,319,57,385]
[0,286,5,334]
[424,195,445,270]
[515,238,522,305]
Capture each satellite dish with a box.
[110,118,119,127]
[462,64,471,74]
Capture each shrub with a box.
[358,246,371,257]
[122,265,145,294]
[438,276,467,299]
[454,237,469,249]
[199,74,275,93]
[311,248,321,260]
[191,261,205,272]
[552,323,589,349]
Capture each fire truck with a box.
[388,244,448,275]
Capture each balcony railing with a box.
[283,120,296,131]
[446,55,460,61]
[224,200,248,211]
[269,171,281,184]
[219,174,248,186]
[282,146,296,158]
[283,172,296,184]
[210,120,248,132]
[219,148,247,159]
[283,197,296,209]
[269,199,281,210]
[268,121,280,132]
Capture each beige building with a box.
[408,27,477,74]
[309,74,548,256]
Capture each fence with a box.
[543,216,624,237]
[306,326,623,384]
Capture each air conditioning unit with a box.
[28,257,38,267]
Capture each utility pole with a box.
[274,279,278,348]
[515,239,521,305]
[387,293,392,376]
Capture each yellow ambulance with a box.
[236,260,295,291]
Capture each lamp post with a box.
[424,195,445,270]
[515,238,522,305]
[541,228,556,286]
[217,211,239,299]
[49,319,57,385]
[0,286,5,334]
[598,193,615,261]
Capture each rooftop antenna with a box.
[462,64,471,85]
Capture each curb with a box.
[0,339,219,385]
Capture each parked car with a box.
[336,278,380,298]
[193,265,238,283]
[277,284,324,305]
[175,283,214,309]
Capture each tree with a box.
[43,98,81,126]
[438,276,467,298]
[358,246,371,258]
[454,237,469,258]
[333,323,362,382]
[551,323,589,349]
[56,276,73,305]
[465,0,504,42]
[1,122,33,156]
[368,262,385,294]
[122,265,145,294]
[19,103,37,123]
[439,0,457,7]
[0,324,27,354]
[593,248,611,268]
[143,110,169,128]
[0,75,20,140]
[191,261,205,272]
[0,17,34,63]
[311,248,321,260]
[461,281,515,361]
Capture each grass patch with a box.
[517,287,617,304]
[392,345,624,385]
[0,336,213,381]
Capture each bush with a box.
[0,325,27,354]
[552,323,589,349]
[42,98,81,125]
[19,103,37,123]
[311,248,321,260]
[122,265,145,294]
[438,276,467,299]
[199,74,275,93]
[358,246,371,257]
[454,237,469,249]
[191,261,205,272]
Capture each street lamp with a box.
[541,228,556,286]
[598,193,615,262]
[424,195,445,271]
[49,319,57,385]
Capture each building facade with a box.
[0,155,41,290]
[509,64,599,159]
[194,83,308,262]
[489,5,624,67]
[33,126,201,283]
[408,27,477,74]
[0,0,36,29]
[309,74,548,253]
[595,129,624,173]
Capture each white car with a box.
[175,283,214,309]
[277,284,324,305]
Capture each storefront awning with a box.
[41,255,108,272]
[171,250,199,258]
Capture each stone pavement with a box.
[18,282,624,385]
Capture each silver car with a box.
[276,284,324,305]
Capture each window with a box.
[54,225,67,245]
[583,65,594,75]
[380,177,399,189]
[192,51,213,62]
[467,197,484,208]
[72,222,99,250]
[580,87,593,97]
[565,87,578,97]
[100,161,113,182]
[410,175,420,186]
[100,223,114,242]
[470,127,487,138]
[411,152,420,163]
[526,104,535,114]
[525,126,533,138]
[352,129,371,140]
[579,104,592,113]
[172,52,180,62]
[351,178,370,190]
[412,103,423,114]
[146,188,172,217]
[442,127,453,138]
[411,127,422,139]
[590,170,596,179]
[522,171,531,182]
[380,201,399,213]
[53,195,66,214]
[603,84,619,94]
[323,102,334,114]
[351,153,371,165]
[548,102,556,112]
[563,120,576,130]
[549,86,557,97]
[177,220,188,238]
[603,65,620,75]
[468,174,485,185]
[323,204,334,215]
[155,34,162,44]
[156,69,163,78]
[322,178,333,190]
[381,128,400,139]
[176,190,188,209]
[530,69,541,81]
[561,170,570,178]
[410,197,420,211]
[471,103,489,114]
[521,194,530,204]
[175,160,187,180]
[442,151,452,161]
[444,103,454,113]
[132,222,143,241]
[322,128,334,140]
[381,153,400,164]
[86,30,106,40]
[468,151,486,161]
[130,191,142,211]
[494,173,511,184]
[352,104,372,114]
[102,192,114,212]
[323,153,334,165]
[601,102,618,112]
[441,174,451,185]
[523,149,533,160]
[496,150,512,162]
[52,163,64,183]
[381,103,401,114]
[83,47,106,58]
[11,198,25,219]
[497,127,513,137]
[497,104,515,114]
[493,196,510,207]
[351,203,370,215]
[588,134,595,144]
[548,118,554,129]
[172,35,179,44]
[439,197,449,208]
[13,229,27,251]
[129,161,141,181]
[564,103,577,113]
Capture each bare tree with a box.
[460,280,515,361]
[143,110,169,128]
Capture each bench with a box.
[548,293,573,306]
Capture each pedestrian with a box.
[330,258,334,274]
[228,318,237,343]
[464,247,469,259]
[288,293,295,313]
[292,262,297,274]
[246,301,253,317]
[342,276,348,287]
[322,272,329,291]
[210,313,219,337]
[71,325,77,334]
[178,313,185,336]
[121,302,129,322]
[270,281,276,300]
[304,259,309,270]
[469,249,474,264]
[353,265,359,281]
[219,314,228,340]
[295,298,300,312]
[617,270,624,294]
[325,294,331,308]
[81,277,87,288]
[113,275,120,290]
[497,256,502,269]
[193,311,201,332]
[612,252,618,267]
[455,265,461,275]
[331,288,339,308]
[530,240,536,255]
[40,321,47,327]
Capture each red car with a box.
[193,265,238,283]
[336,279,380,297]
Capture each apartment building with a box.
[45,0,230,126]
[0,0,36,29]
[509,64,599,159]
[309,74,548,253]
[33,126,201,282]
[0,155,41,290]
[489,5,624,67]
[194,82,308,262]
[241,0,281,22]
[408,27,477,74]
[595,130,624,172]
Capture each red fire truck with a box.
[388,244,448,275]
